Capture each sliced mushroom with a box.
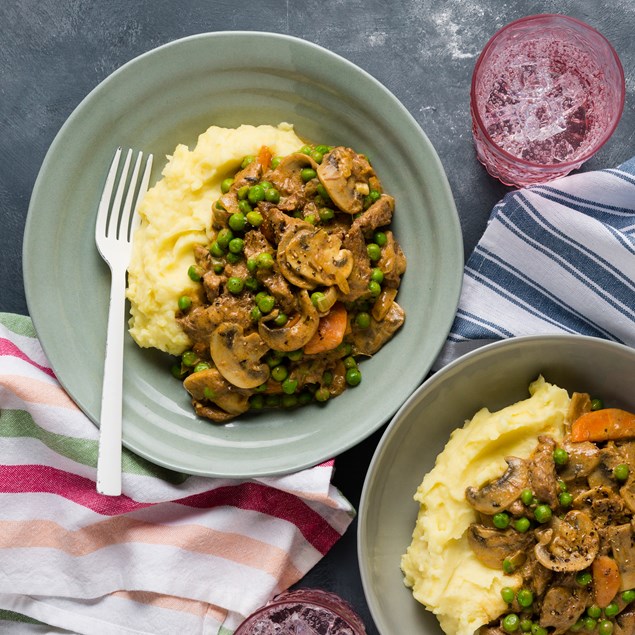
[350,300,405,356]
[209,323,270,389]
[258,289,319,352]
[466,524,534,569]
[268,152,319,201]
[317,147,374,214]
[276,225,353,293]
[607,523,635,590]
[534,510,599,572]
[183,367,251,420]
[465,456,529,515]
[539,585,589,634]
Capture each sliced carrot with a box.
[303,302,348,355]
[257,145,272,170]
[593,555,622,607]
[570,408,635,442]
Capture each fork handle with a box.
[96,261,127,496]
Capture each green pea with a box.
[271,156,282,168]
[274,312,288,327]
[614,463,630,481]
[322,370,333,386]
[214,199,225,210]
[370,267,384,284]
[337,342,352,357]
[315,387,331,402]
[343,356,358,370]
[170,363,184,379]
[305,213,317,225]
[373,231,387,247]
[517,589,533,608]
[299,145,312,155]
[493,512,510,529]
[247,257,258,273]
[244,277,259,292]
[264,187,280,203]
[257,294,275,314]
[250,394,264,410]
[598,621,614,635]
[367,243,381,261]
[345,368,362,386]
[534,505,552,524]
[368,189,381,203]
[553,447,569,465]
[203,386,217,400]
[213,261,225,274]
[209,241,225,257]
[240,155,254,169]
[247,210,263,227]
[355,312,371,329]
[287,349,303,362]
[256,252,275,269]
[226,252,241,265]
[559,491,573,508]
[319,207,335,221]
[226,277,244,294]
[238,199,253,215]
[591,398,604,410]
[513,517,531,533]
[250,306,262,321]
[310,150,323,164]
[502,614,520,633]
[228,213,247,232]
[265,394,281,408]
[182,350,198,367]
[500,587,515,604]
[558,479,568,492]
[217,228,234,249]
[282,393,298,408]
[301,168,317,182]
[368,280,381,297]
[271,365,288,382]
[221,177,234,193]
[520,488,534,505]
[623,589,635,603]
[531,626,547,635]
[604,603,619,618]
[316,183,330,200]
[248,184,266,204]
[520,619,533,633]
[259,181,272,190]
[310,291,325,308]
[194,362,210,373]
[583,617,597,632]
[570,621,585,633]
[282,378,298,395]
[587,605,602,619]
[576,571,593,587]
[187,265,202,282]
[265,351,284,368]
[502,558,515,574]
[178,295,192,311]
[237,185,249,200]
[228,237,244,254]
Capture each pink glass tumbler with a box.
[470,14,625,188]
[234,588,367,634]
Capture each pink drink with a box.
[471,15,624,187]
[234,589,367,635]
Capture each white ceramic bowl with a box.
[358,334,635,634]
[24,32,463,477]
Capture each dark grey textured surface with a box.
[1,1,633,632]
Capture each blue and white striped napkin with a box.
[435,156,635,368]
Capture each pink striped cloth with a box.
[0,312,355,634]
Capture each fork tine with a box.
[119,151,144,241]
[107,149,133,239]
[96,147,122,241]
[126,153,153,240]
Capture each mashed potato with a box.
[127,123,304,355]
[401,376,571,635]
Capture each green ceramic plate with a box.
[358,334,635,634]
[23,32,463,477]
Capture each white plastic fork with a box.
[95,148,153,496]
